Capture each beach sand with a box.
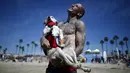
[0,61,130,73]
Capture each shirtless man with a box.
[40,3,91,73]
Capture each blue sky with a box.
[0,0,130,55]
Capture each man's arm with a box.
[75,20,86,56]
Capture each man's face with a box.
[68,3,82,14]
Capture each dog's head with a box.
[43,16,57,25]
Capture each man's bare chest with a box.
[63,23,76,34]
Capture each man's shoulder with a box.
[75,20,85,28]
[57,21,67,29]
[76,20,84,25]
[57,22,64,26]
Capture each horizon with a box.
[0,0,130,55]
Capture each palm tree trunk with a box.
[111,45,112,56]
[116,40,118,47]
[111,45,113,56]
[19,48,20,55]
[26,48,27,55]
[115,40,119,59]
[34,47,36,55]
[126,41,129,53]
[32,46,33,55]
[16,48,17,54]
[0,49,1,54]
[88,45,89,49]
[121,46,123,55]
[22,50,23,54]
[102,44,103,56]
[106,43,108,55]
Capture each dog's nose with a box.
[44,19,47,24]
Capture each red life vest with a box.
[45,21,58,48]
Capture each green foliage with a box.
[0,46,2,49]
[110,40,114,44]
[119,41,124,46]
[19,39,23,43]
[123,37,128,41]
[113,35,119,40]
[104,37,108,42]
[100,40,104,44]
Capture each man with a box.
[40,3,90,73]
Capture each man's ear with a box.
[77,13,82,17]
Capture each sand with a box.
[0,61,130,73]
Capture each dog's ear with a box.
[44,19,47,24]
[47,16,51,21]
[50,16,57,22]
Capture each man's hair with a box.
[77,5,85,19]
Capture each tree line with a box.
[86,35,129,56]
[0,39,42,55]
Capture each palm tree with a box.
[27,44,30,55]
[19,39,23,54]
[113,35,119,58]
[3,48,7,54]
[100,40,104,56]
[119,41,124,55]
[16,45,19,54]
[31,41,35,55]
[86,41,90,49]
[19,46,22,54]
[34,43,38,55]
[0,46,2,54]
[104,37,108,55]
[110,40,114,56]
[123,37,129,54]
[21,46,24,54]
[113,35,119,48]
[19,39,23,45]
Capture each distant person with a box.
[127,57,130,67]
[103,51,107,63]
[86,57,87,63]
[0,54,2,59]
[91,56,94,63]
[107,57,111,63]
[101,56,104,63]
[98,57,101,63]
[95,55,98,63]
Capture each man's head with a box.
[68,3,85,19]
